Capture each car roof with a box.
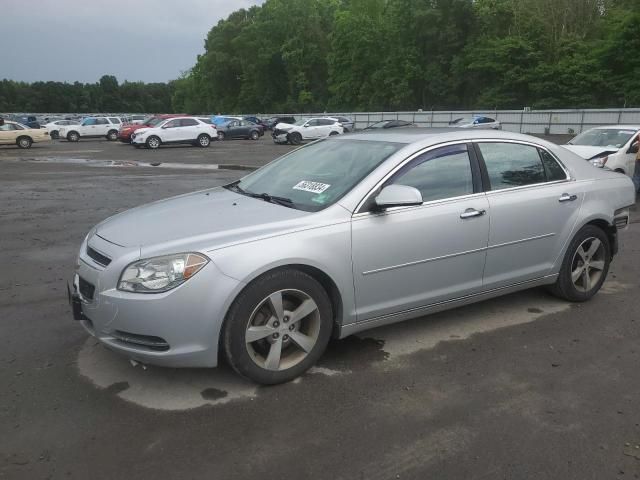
[587,125,640,130]
[335,127,556,148]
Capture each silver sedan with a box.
[69,129,635,384]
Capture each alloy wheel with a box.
[571,237,605,292]
[245,289,321,371]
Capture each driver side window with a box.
[389,145,475,203]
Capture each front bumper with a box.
[130,135,146,145]
[69,235,243,368]
[272,130,290,144]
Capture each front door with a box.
[474,141,583,289]
[352,143,490,321]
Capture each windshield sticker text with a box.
[293,181,331,194]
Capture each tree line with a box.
[3,0,639,114]
[0,75,174,114]
[174,0,640,113]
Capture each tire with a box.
[50,130,59,140]
[288,132,302,145]
[222,269,333,385]
[218,131,226,141]
[250,130,260,141]
[614,168,625,174]
[17,136,33,149]
[146,136,161,149]
[548,225,610,302]
[107,130,118,141]
[197,134,211,148]
[67,131,80,142]
[329,131,340,136]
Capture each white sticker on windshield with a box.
[293,181,331,194]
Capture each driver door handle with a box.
[559,193,578,202]
[460,208,486,219]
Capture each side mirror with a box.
[374,185,423,210]
[629,142,639,154]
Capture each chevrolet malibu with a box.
[69,129,635,384]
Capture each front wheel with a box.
[548,225,610,302]
[146,136,161,149]
[197,134,211,147]
[288,132,302,145]
[222,269,333,385]
[329,131,340,136]
[250,130,260,140]
[17,136,33,149]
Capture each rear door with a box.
[94,118,110,136]
[178,118,199,141]
[475,141,583,289]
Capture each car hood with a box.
[563,145,619,159]
[95,187,311,251]
[274,123,295,130]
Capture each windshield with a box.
[569,128,637,148]
[229,139,404,212]
[293,118,311,126]
[143,116,159,126]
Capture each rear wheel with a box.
[218,131,226,141]
[288,132,302,145]
[197,134,211,148]
[67,131,79,142]
[106,130,118,141]
[250,130,260,140]
[146,136,161,149]
[223,269,333,385]
[50,130,59,140]
[17,136,33,149]
[548,225,610,302]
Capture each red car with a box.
[118,114,185,143]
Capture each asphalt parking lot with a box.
[2,136,640,479]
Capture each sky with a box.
[0,0,265,84]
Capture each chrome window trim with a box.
[472,138,572,185]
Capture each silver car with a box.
[69,129,634,384]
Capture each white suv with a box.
[59,116,123,142]
[131,117,217,149]
[272,117,344,145]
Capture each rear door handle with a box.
[460,208,486,219]
[559,193,578,202]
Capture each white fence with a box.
[260,109,640,135]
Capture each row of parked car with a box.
[1,113,638,176]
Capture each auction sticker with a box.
[293,181,331,194]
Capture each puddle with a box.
[20,157,221,170]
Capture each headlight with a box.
[118,253,209,293]
[591,156,608,168]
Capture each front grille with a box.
[78,276,95,300]
[87,246,111,267]
[112,331,170,352]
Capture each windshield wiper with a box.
[224,182,296,209]
[251,192,296,208]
